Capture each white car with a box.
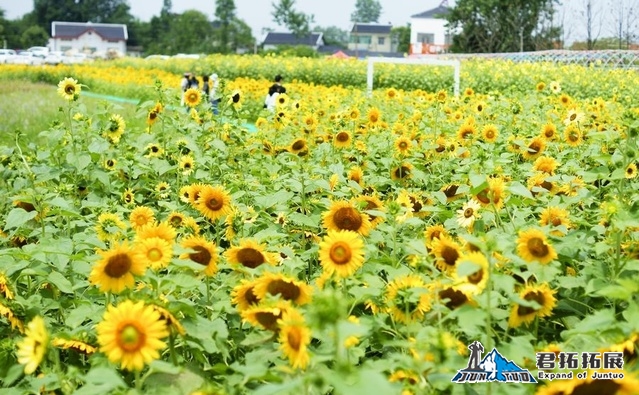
[44,51,70,65]
[0,49,17,64]
[145,54,170,60]
[66,53,94,64]
[27,46,49,57]
[14,51,45,65]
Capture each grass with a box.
[0,81,145,146]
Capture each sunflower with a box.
[348,166,364,186]
[146,108,160,126]
[481,124,499,143]
[105,114,126,143]
[181,183,204,205]
[389,370,420,385]
[463,87,474,97]
[385,274,431,324]
[539,206,572,236]
[356,194,384,228]
[564,125,582,147]
[457,122,476,141]
[318,229,365,278]
[103,158,117,171]
[386,87,398,99]
[194,185,232,221]
[452,252,489,296]
[255,117,269,129]
[522,136,546,160]
[437,283,472,310]
[95,213,126,242]
[231,279,262,312]
[424,224,448,247]
[136,221,176,244]
[535,82,546,91]
[528,172,557,195]
[533,156,559,174]
[456,199,481,228]
[129,206,155,231]
[277,309,311,369]
[549,81,561,94]
[150,305,185,336]
[181,216,201,236]
[563,109,585,126]
[52,338,96,354]
[473,177,506,209]
[179,155,195,175]
[367,107,381,126]
[508,283,557,328]
[322,200,372,236]
[0,302,23,332]
[390,163,413,181]
[97,300,169,371]
[225,239,276,269]
[516,229,557,265]
[430,234,462,274]
[57,77,81,101]
[333,131,352,148]
[184,88,201,108]
[0,274,14,300]
[145,143,164,158]
[180,235,218,276]
[540,123,558,140]
[134,237,173,271]
[155,182,170,199]
[394,136,412,155]
[625,163,637,179]
[441,183,464,202]
[16,316,48,374]
[288,138,307,155]
[228,89,242,108]
[90,242,147,293]
[241,300,292,331]
[122,188,135,205]
[253,272,312,305]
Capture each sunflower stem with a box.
[134,369,142,393]
[206,275,212,319]
[169,332,178,366]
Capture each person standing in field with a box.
[180,72,190,107]
[263,74,286,111]
[209,73,220,115]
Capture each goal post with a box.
[366,57,461,97]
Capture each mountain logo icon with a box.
[451,341,537,384]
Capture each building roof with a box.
[261,32,324,47]
[411,5,451,19]
[51,21,128,41]
[351,23,393,34]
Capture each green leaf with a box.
[4,208,37,230]
[595,285,632,300]
[508,182,533,200]
[288,212,319,228]
[47,271,73,294]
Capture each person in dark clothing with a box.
[202,75,210,98]
[264,74,286,110]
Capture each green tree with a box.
[21,25,49,48]
[32,0,81,33]
[168,10,215,54]
[446,0,560,53]
[271,0,315,38]
[391,24,410,53]
[350,0,382,23]
[313,25,348,47]
[215,0,236,53]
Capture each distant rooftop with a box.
[350,23,393,34]
[411,5,451,19]
[52,21,128,41]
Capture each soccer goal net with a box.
[366,57,461,97]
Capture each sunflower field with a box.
[0,56,638,395]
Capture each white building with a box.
[410,2,452,55]
[50,21,128,56]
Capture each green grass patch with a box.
[0,81,145,146]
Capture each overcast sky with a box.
[0,0,625,44]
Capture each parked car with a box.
[66,53,94,64]
[27,46,49,57]
[0,49,17,64]
[44,51,70,65]
[145,54,170,60]
[14,51,45,65]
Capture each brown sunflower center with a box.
[104,253,132,278]
[398,141,408,150]
[467,268,484,284]
[464,208,474,218]
[329,242,352,265]
[528,141,542,154]
[551,217,562,227]
[237,248,265,268]
[169,216,183,227]
[485,130,495,139]
[476,188,490,204]
[65,85,75,95]
[569,113,577,121]
[517,290,546,316]
[106,160,115,167]
[205,196,224,211]
[256,310,281,331]
[188,246,211,265]
[409,196,422,213]
[149,111,158,121]
[117,324,145,352]
[568,132,579,142]
[244,287,259,306]
[527,237,549,258]
[292,140,306,151]
[336,132,349,142]
[287,328,303,350]
[441,246,459,267]
[232,93,240,103]
[147,248,162,262]
[394,166,411,179]
[369,113,379,123]
[267,279,301,301]
[439,287,468,309]
[444,185,459,198]
[333,207,363,231]
[544,129,555,138]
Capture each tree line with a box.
[0,0,636,55]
